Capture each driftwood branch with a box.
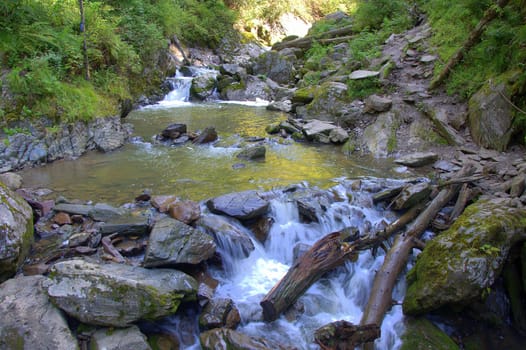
[429,0,510,90]
[359,164,475,346]
[259,203,423,321]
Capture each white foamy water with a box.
[206,180,408,350]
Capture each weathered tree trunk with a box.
[429,0,510,90]
[260,204,423,321]
[359,164,475,347]
[79,0,90,81]
[314,321,380,350]
[272,25,354,51]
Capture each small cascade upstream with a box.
[165,179,409,349]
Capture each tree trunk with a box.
[359,164,475,345]
[272,25,354,51]
[429,0,510,90]
[79,0,90,81]
[259,204,423,321]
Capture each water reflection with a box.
[20,104,398,204]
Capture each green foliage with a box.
[421,0,526,142]
[347,78,381,99]
[353,0,414,32]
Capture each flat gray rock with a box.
[394,152,439,167]
[206,190,269,220]
[91,325,151,350]
[349,70,379,80]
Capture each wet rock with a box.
[0,172,22,190]
[91,325,151,350]
[206,190,269,221]
[99,215,149,237]
[197,214,255,258]
[191,73,218,101]
[296,192,332,223]
[265,122,281,134]
[193,127,218,144]
[302,119,346,144]
[267,100,292,113]
[91,116,131,152]
[53,212,72,225]
[89,203,127,221]
[44,259,198,327]
[403,199,526,315]
[236,145,266,160]
[251,51,296,85]
[151,195,179,213]
[364,95,393,113]
[199,298,241,330]
[161,123,187,139]
[249,216,274,243]
[169,199,201,224]
[394,152,439,167]
[143,217,216,267]
[349,70,379,80]
[53,203,93,216]
[68,231,92,247]
[392,182,432,210]
[200,328,293,350]
[400,317,459,350]
[372,186,404,204]
[469,81,514,151]
[0,182,34,283]
[0,275,78,350]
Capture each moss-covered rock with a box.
[251,51,296,85]
[190,73,218,100]
[400,317,459,350]
[297,81,352,122]
[291,86,316,104]
[0,181,34,283]
[44,259,198,327]
[403,199,526,315]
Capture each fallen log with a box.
[272,25,355,51]
[359,163,475,346]
[314,321,380,350]
[259,204,423,321]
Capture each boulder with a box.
[0,172,22,190]
[197,214,255,258]
[403,199,526,315]
[161,123,187,139]
[91,116,131,152]
[90,325,151,350]
[193,127,218,144]
[199,298,241,330]
[99,215,150,237]
[302,119,348,144]
[267,100,292,113]
[52,203,93,216]
[251,51,296,85]
[168,199,201,224]
[206,190,269,220]
[219,64,246,78]
[151,195,179,213]
[0,182,34,283]
[143,217,216,267]
[44,259,198,327]
[297,82,351,122]
[363,111,397,157]
[468,81,514,151]
[200,328,292,350]
[88,203,128,222]
[400,317,459,350]
[394,152,439,167]
[190,72,217,100]
[220,75,273,101]
[0,275,78,350]
[364,95,392,113]
[236,145,266,160]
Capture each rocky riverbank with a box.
[1,10,526,350]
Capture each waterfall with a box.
[164,70,193,103]
[208,179,408,350]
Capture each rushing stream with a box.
[20,70,411,349]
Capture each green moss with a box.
[0,327,25,350]
[292,86,316,104]
[401,317,459,350]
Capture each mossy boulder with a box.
[400,317,459,350]
[468,80,514,151]
[190,73,218,100]
[44,259,198,327]
[0,275,78,350]
[296,81,352,122]
[403,199,526,315]
[0,181,34,283]
[251,51,296,85]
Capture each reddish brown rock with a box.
[53,212,72,225]
[151,195,179,213]
[169,200,201,224]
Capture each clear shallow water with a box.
[20,102,400,204]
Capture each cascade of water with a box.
[209,180,407,349]
[163,70,193,103]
